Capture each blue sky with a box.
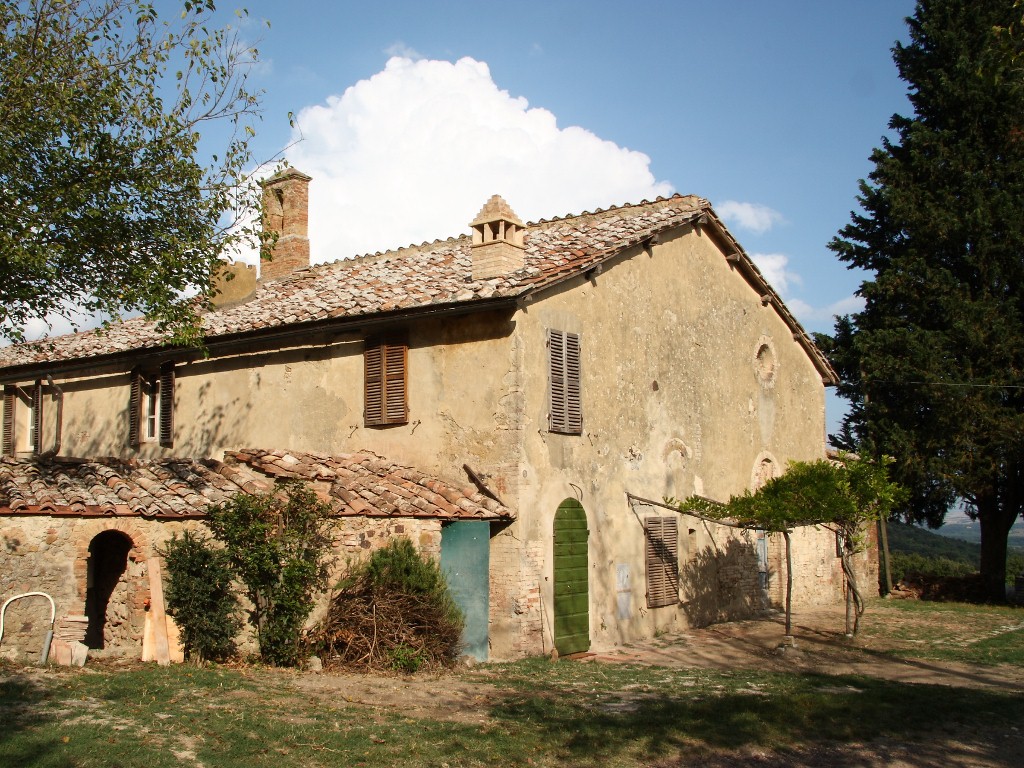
[215,0,916,433]
[228,0,914,333]
[26,1,920,434]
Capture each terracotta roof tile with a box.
[0,197,707,369]
[0,450,513,520]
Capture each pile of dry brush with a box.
[307,538,464,672]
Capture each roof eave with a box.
[699,210,839,386]
[0,295,521,382]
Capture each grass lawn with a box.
[857,598,1024,665]
[1,600,1022,767]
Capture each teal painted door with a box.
[440,521,490,661]
[553,498,589,655]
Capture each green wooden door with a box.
[553,498,589,655]
[441,521,490,661]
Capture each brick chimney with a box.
[470,195,525,280]
[260,167,311,281]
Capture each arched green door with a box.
[553,498,589,655]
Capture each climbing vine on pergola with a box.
[670,455,904,638]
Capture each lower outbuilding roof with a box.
[0,449,513,521]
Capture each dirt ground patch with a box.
[284,603,1023,720]
[284,667,499,725]
[273,602,1023,767]
[590,605,1024,692]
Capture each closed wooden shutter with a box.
[31,382,43,456]
[364,340,408,426]
[645,516,679,608]
[128,369,142,448]
[565,331,581,433]
[2,387,14,456]
[159,363,174,448]
[548,329,566,432]
[364,344,383,424]
[548,329,582,434]
[383,343,408,424]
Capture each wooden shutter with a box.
[548,329,582,434]
[364,344,384,425]
[364,340,408,426]
[2,387,14,457]
[383,343,408,424]
[31,382,43,456]
[565,332,581,433]
[128,369,142,448]
[645,517,679,608]
[159,363,174,448]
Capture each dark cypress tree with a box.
[828,0,1024,600]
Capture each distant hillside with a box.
[886,522,982,563]
[885,522,1024,584]
[933,517,1024,549]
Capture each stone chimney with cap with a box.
[470,194,525,280]
[260,167,311,281]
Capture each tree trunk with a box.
[877,517,893,595]
[977,498,1015,603]
[845,584,853,636]
[783,529,793,637]
[839,534,864,636]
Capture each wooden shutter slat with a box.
[664,517,679,598]
[566,332,582,433]
[2,387,15,456]
[129,370,142,448]
[549,329,581,434]
[549,329,566,432]
[383,343,408,424]
[31,382,43,456]
[364,345,384,424]
[365,341,407,426]
[646,516,679,608]
[159,363,174,448]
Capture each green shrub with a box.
[206,481,335,667]
[388,643,426,673]
[890,552,976,583]
[366,539,455,598]
[310,537,464,671]
[160,531,241,663]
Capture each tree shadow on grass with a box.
[0,672,64,767]
[488,672,1024,767]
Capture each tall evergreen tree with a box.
[827,0,1024,600]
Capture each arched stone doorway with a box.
[84,530,134,650]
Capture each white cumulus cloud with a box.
[750,252,801,296]
[717,200,784,234]
[786,294,865,327]
[281,56,673,263]
[383,42,423,60]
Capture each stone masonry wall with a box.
[0,516,203,661]
[677,513,763,628]
[1,514,445,663]
[766,523,879,610]
[624,505,765,636]
[489,529,545,658]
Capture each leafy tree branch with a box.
[0,0,271,345]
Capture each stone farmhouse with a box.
[0,168,875,663]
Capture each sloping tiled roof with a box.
[0,196,706,368]
[0,194,836,382]
[0,449,513,520]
